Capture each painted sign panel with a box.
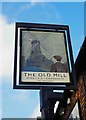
[20,30,70,84]
[13,23,76,89]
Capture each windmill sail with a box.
[25,40,53,71]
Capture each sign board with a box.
[13,23,74,89]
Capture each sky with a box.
[0,1,85,119]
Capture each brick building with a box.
[61,37,86,120]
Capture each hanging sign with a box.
[13,23,73,89]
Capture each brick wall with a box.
[62,72,86,120]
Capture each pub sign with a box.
[13,22,73,89]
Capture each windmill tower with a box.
[26,39,45,67]
[25,37,53,71]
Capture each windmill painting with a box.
[21,30,70,83]
[21,30,68,71]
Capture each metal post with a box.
[40,87,54,120]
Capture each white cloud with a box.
[0,108,2,120]
[20,2,37,10]
[30,104,41,118]
[0,15,15,80]
[0,92,2,119]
